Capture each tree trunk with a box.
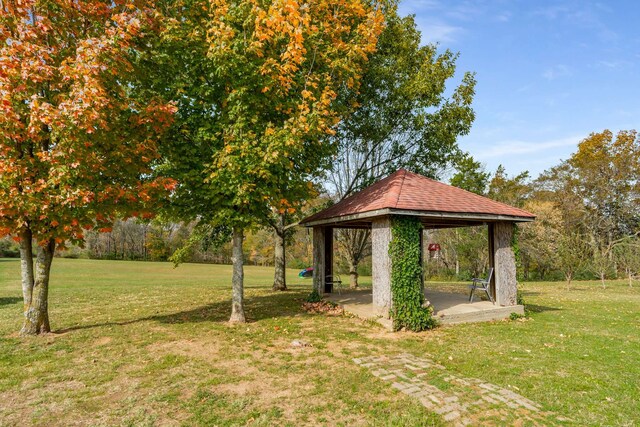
[229,227,246,323]
[337,229,369,289]
[600,272,606,289]
[272,214,287,291]
[347,256,358,289]
[21,239,55,335]
[19,228,35,310]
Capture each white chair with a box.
[469,268,494,304]
[325,274,343,295]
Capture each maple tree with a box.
[327,7,476,288]
[0,0,176,335]
[157,0,383,321]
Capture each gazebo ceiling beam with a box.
[331,222,485,230]
[301,208,534,228]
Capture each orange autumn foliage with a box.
[202,0,384,223]
[0,0,176,246]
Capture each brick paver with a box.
[354,353,560,426]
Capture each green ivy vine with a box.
[389,216,437,331]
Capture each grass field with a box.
[1,258,639,426]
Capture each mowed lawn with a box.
[1,259,639,426]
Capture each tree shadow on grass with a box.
[56,290,310,333]
[525,304,562,314]
[519,291,542,297]
[0,297,21,306]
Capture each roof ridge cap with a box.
[393,169,408,208]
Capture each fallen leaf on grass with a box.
[302,301,344,316]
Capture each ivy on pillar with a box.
[388,216,436,331]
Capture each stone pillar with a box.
[371,217,392,314]
[312,227,326,295]
[492,222,517,306]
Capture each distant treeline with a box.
[2,131,637,286]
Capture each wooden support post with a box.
[312,227,326,295]
[419,228,425,294]
[492,222,517,306]
[488,223,496,298]
[324,227,333,293]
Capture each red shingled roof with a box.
[301,169,535,225]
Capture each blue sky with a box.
[398,0,640,178]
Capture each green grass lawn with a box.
[1,258,639,426]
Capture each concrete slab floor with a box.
[326,288,524,329]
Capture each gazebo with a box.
[300,169,535,327]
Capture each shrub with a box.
[306,290,322,303]
[0,238,19,258]
[509,312,525,321]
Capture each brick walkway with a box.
[354,353,557,426]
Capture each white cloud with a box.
[596,60,631,69]
[495,12,511,23]
[613,108,640,118]
[475,136,581,160]
[398,0,441,14]
[446,3,482,21]
[532,5,570,20]
[399,1,469,45]
[417,21,464,44]
[533,3,618,43]
[542,64,571,80]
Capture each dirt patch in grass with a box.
[93,336,112,346]
[149,338,327,424]
[147,338,222,360]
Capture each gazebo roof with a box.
[301,169,535,228]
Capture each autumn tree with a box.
[570,130,640,288]
[569,130,640,246]
[0,1,176,335]
[534,130,640,284]
[556,231,591,289]
[614,237,640,287]
[326,6,476,287]
[518,200,562,280]
[156,0,383,321]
